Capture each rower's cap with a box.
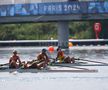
[57,47,61,51]
[42,49,47,53]
[13,50,17,54]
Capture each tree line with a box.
[0,20,107,40]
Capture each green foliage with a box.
[69,21,95,39]
[100,20,108,39]
[0,20,107,40]
[0,23,57,40]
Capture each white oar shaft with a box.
[76,58,108,65]
[54,64,89,70]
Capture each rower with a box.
[9,50,22,68]
[56,47,65,63]
[56,47,75,63]
[23,49,50,69]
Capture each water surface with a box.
[0,46,108,90]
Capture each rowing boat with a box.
[0,65,98,73]
[1,58,103,73]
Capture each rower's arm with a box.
[9,57,12,64]
[44,53,50,62]
[17,56,22,65]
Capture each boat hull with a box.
[0,66,98,73]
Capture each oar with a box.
[53,64,98,72]
[54,64,89,70]
[52,60,89,70]
[75,58,108,65]
[0,63,9,66]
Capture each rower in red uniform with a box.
[9,50,22,68]
[56,48,65,63]
[56,47,75,63]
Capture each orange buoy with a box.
[68,42,73,47]
[48,46,54,53]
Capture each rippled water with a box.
[0,46,108,90]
